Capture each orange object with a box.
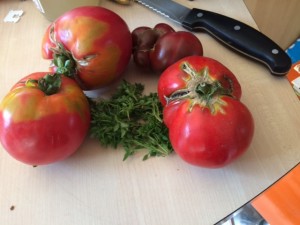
[286,62,300,100]
[251,163,300,225]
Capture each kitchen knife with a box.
[135,0,292,76]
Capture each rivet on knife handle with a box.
[182,8,291,76]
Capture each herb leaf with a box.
[89,80,173,160]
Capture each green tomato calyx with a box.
[25,73,61,95]
[48,25,96,89]
[165,62,234,114]
[52,42,77,78]
[48,25,77,78]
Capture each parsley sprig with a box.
[89,80,173,160]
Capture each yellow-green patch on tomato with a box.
[0,72,90,165]
[42,6,132,90]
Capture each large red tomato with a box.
[42,6,132,90]
[157,56,254,168]
[0,72,90,165]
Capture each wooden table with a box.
[1,1,299,224]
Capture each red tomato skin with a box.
[150,31,203,72]
[42,6,132,90]
[166,97,254,168]
[162,100,182,128]
[0,72,90,165]
[157,56,242,106]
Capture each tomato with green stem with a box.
[0,72,90,165]
[42,6,132,90]
[158,56,254,168]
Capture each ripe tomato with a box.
[157,56,254,168]
[132,23,175,49]
[158,56,242,107]
[132,24,203,72]
[164,98,254,168]
[0,72,90,165]
[149,31,203,72]
[132,23,175,69]
[42,6,132,90]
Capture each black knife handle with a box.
[182,8,291,76]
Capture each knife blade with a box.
[135,0,292,76]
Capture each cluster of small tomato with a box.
[131,23,203,72]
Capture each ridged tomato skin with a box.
[42,6,132,90]
[158,56,254,168]
[157,56,242,106]
[165,98,254,168]
[0,72,90,165]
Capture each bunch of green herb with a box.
[89,80,173,160]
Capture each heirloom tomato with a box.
[132,23,175,69]
[157,56,254,168]
[149,31,203,72]
[132,23,203,72]
[42,6,132,90]
[158,56,242,107]
[0,72,90,165]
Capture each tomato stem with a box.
[165,62,234,113]
[39,73,62,95]
[195,80,231,102]
[26,73,62,95]
[48,26,76,78]
[196,82,216,96]
[52,43,77,78]
[48,25,96,90]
